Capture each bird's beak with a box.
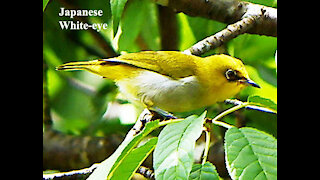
[241,78,261,88]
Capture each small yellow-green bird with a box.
[57,51,259,115]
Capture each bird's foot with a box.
[150,107,177,120]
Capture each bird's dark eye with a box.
[225,69,238,81]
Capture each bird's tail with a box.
[56,59,137,80]
[56,60,101,71]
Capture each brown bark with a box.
[43,129,123,171]
[156,0,277,37]
[158,5,179,50]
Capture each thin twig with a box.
[202,127,211,165]
[43,163,99,180]
[214,102,247,120]
[206,103,248,129]
[183,14,260,56]
[137,166,155,180]
[224,99,276,114]
[208,119,234,129]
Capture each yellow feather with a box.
[57,51,258,112]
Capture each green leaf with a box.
[88,120,161,180]
[118,0,149,52]
[111,0,128,37]
[177,13,196,51]
[153,111,207,180]
[189,162,220,180]
[224,127,277,180]
[140,1,160,50]
[110,137,158,180]
[43,0,49,11]
[248,95,277,111]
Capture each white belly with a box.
[116,71,205,112]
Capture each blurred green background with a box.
[43,0,277,139]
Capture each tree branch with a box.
[183,14,259,55]
[158,5,179,50]
[155,0,276,37]
[43,129,123,171]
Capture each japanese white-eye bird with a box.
[56,51,260,114]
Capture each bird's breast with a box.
[116,70,207,112]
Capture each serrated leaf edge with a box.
[225,127,277,180]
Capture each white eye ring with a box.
[225,69,237,81]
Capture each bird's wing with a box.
[102,51,198,79]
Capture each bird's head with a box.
[204,54,260,88]
[198,54,260,103]
[223,64,260,89]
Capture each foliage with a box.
[153,112,207,179]
[189,162,220,180]
[88,120,161,179]
[224,127,277,179]
[43,0,277,179]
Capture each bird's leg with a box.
[149,107,178,120]
[140,94,177,120]
[132,106,178,135]
[132,108,154,135]
[132,107,177,135]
